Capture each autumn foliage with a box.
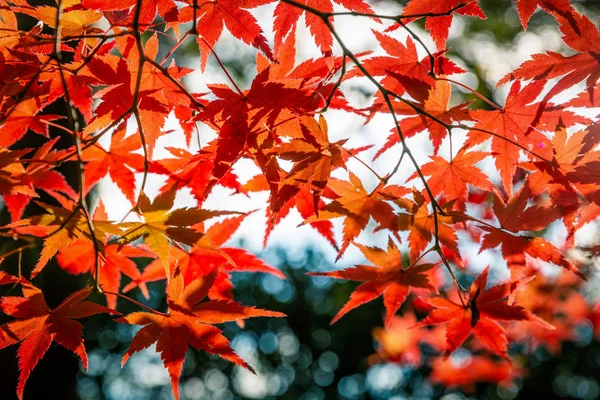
[0,0,599,398]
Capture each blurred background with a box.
[1,0,600,399]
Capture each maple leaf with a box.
[0,283,116,400]
[507,268,589,353]
[394,189,464,260]
[351,32,465,126]
[349,31,434,85]
[256,31,363,113]
[497,9,600,104]
[16,3,102,38]
[122,214,285,301]
[81,121,145,204]
[176,0,274,71]
[310,238,437,327]
[273,0,377,54]
[0,82,63,148]
[418,267,551,358]
[270,115,347,216]
[117,269,285,400]
[5,202,121,278]
[3,137,77,221]
[82,34,194,155]
[513,0,573,30]
[466,80,588,194]
[154,144,244,205]
[198,68,322,197]
[399,0,486,50]
[0,272,19,286]
[0,149,37,199]
[490,180,564,233]
[521,126,600,207]
[304,172,408,259]
[429,355,517,392]
[479,184,585,277]
[372,79,473,157]
[118,188,233,274]
[56,228,155,310]
[371,313,446,365]
[413,148,492,211]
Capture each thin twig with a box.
[103,291,169,317]
[199,37,244,97]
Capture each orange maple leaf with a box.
[310,238,437,327]
[271,115,347,216]
[467,80,587,194]
[3,137,77,221]
[305,172,408,259]
[394,189,463,260]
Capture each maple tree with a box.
[0,0,598,399]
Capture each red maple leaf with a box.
[82,34,194,156]
[198,68,322,197]
[497,9,600,105]
[371,313,446,365]
[418,267,552,358]
[0,283,116,400]
[270,115,347,216]
[466,80,588,194]
[117,269,285,400]
[81,121,145,204]
[429,355,517,392]
[513,0,573,30]
[153,144,244,205]
[398,0,486,50]
[521,126,600,208]
[0,82,62,148]
[3,137,76,221]
[178,0,274,71]
[479,184,584,277]
[273,0,377,54]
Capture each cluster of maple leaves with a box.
[0,0,599,398]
